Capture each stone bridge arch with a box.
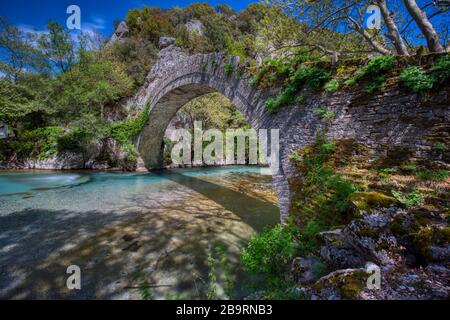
[134,46,448,223]
[136,47,292,221]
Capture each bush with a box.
[111,102,150,145]
[357,55,395,78]
[400,66,434,92]
[265,66,330,112]
[429,55,450,84]
[346,56,395,93]
[324,79,339,92]
[296,220,321,256]
[316,106,335,120]
[21,126,65,159]
[241,224,296,275]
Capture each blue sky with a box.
[0,0,256,36]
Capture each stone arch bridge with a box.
[134,46,449,222]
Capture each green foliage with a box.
[206,242,234,300]
[417,169,449,182]
[241,224,296,276]
[16,126,64,160]
[432,142,447,152]
[400,66,434,92]
[138,280,154,300]
[429,55,450,84]
[37,21,75,73]
[316,106,335,121]
[265,66,330,112]
[111,102,150,145]
[290,134,360,227]
[357,56,395,78]
[363,75,386,94]
[346,56,395,93]
[324,79,339,92]
[251,57,291,87]
[223,61,234,76]
[296,221,321,257]
[126,7,174,45]
[206,253,218,300]
[392,189,424,207]
[55,57,134,120]
[102,39,158,88]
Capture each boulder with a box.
[158,37,176,49]
[291,256,326,285]
[185,20,204,36]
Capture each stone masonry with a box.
[136,45,450,222]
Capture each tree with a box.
[178,93,248,130]
[402,0,445,52]
[38,21,75,73]
[0,17,48,81]
[126,7,174,44]
[377,0,409,55]
[54,54,133,121]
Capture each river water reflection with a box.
[0,166,279,299]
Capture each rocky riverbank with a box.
[290,205,449,300]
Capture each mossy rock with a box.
[413,226,450,259]
[348,191,398,212]
[312,269,367,300]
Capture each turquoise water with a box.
[0,166,278,299]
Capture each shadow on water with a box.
[0,168,279,299]
[153,170,280,232]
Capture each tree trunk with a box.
[377,0,409,55]
[402,0,444,53]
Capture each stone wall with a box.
[136,45,450,222]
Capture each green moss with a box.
[413,226,450,258]
[312,270,367,300]
[348,191,398,212]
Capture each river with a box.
[0,166,279,299]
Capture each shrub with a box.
[265,66,330,112]
[251,57,291,87]
[357,55,395,78]
[346,56,395,93]
[296,220,321,256]
[363,75,386,93]
[324,79,339,92]
[400,66,434,92]
[429,55,450,84]
[111,102,150,145]
[21,126,65,159]
[316,106,335,120]
[241,224,296,276]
